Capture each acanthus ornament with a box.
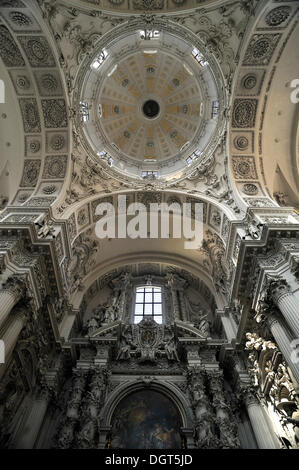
[2,275,26,300]
[268,278,291,304]
[64,230,98,295]
[237,384,259,407]
[200,230,231,296]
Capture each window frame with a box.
[132,285,164,324]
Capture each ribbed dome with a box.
[78,27,225,182]
[98,50,203,164]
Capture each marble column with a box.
[269,279,299,338]
[1,309,26,358]
[15,390,49,449]
[0,307,27,378]
[236,414,258,449]
[0,276,26,329]
[267,314,299,384]
[243,389,278,449]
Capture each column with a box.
[236,413,258,449]
[188,368,215,448]
[98,426,112,449]
[268,314,299,384]
[15,390,49,449]
[242,388,278,449]
[0,307,27,378]
[207,371,240,448]
[269,279,299,338]
[56,370,87,449]
[0,276,26,328]
[1,308,26,358]
[181,428,196,449]
[78,367,107,449]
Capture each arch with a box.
[73,256,223,311]
[59,188,236,222]
[100,379,194,431]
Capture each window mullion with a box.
[134,286,163,324]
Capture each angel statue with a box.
[163,335,180,362]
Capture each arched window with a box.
[134,286,163,324]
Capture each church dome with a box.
[76,27,226,182]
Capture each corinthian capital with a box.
[268,278,290,304]
[2,275,26,300]
[238,385,259,407]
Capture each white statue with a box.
[36,219,55,238]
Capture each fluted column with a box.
[0,276,26,328]
[1,309,26,357]
[0,307,27,378]
[269,279,299,338]
[267,314,299,384]
[15,390,49,449]
[242,388,278,449]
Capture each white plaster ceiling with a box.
[0,57,24,204]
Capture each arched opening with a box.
[109,389,183,449]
